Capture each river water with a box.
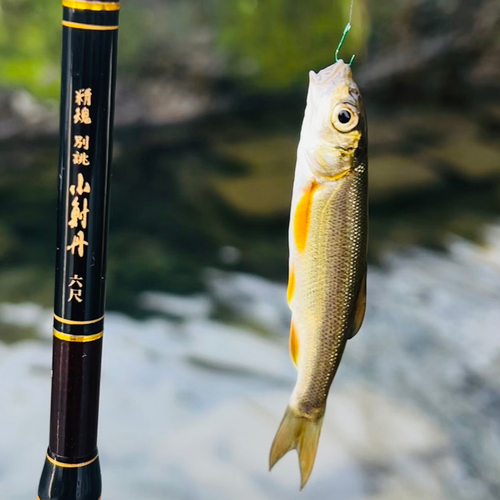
[0,101,499,499]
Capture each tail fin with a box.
[269,406,324,489]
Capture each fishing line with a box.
[335,0,356,65]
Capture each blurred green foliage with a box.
[0,0,61,98]
[0,0,146,99]
[208,0,369,89]
[0,0,370,98]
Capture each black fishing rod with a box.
[37,1,120,499]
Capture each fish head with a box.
[303,60,367,179]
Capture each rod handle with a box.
[37,451,102,500]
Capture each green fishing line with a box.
[335,0,355,65]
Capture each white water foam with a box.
[0,224,499,500]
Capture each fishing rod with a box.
[37,1,120,499]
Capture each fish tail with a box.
[269,405,324,489]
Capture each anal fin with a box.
[287,266,295,304]
[289,321,299,367]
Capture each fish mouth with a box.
[309,60,353,86]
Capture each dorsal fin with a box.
[349,270,366,339]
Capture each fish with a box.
[269,59,368,489]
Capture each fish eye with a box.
[332,104,359,132]
[338,110,351,123]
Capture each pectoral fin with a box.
[294,181,317,253]
[289,321,299,367]
[349,271,366,339]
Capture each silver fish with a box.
[269,59,368,489]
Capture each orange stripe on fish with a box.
[287,266,295,303]
[289,321,299,367]
[294,181,317,252]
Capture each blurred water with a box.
[0,102,499,312]
[0,101,499,498]
[0,224,499,499]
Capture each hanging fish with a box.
[269,59,368,489]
